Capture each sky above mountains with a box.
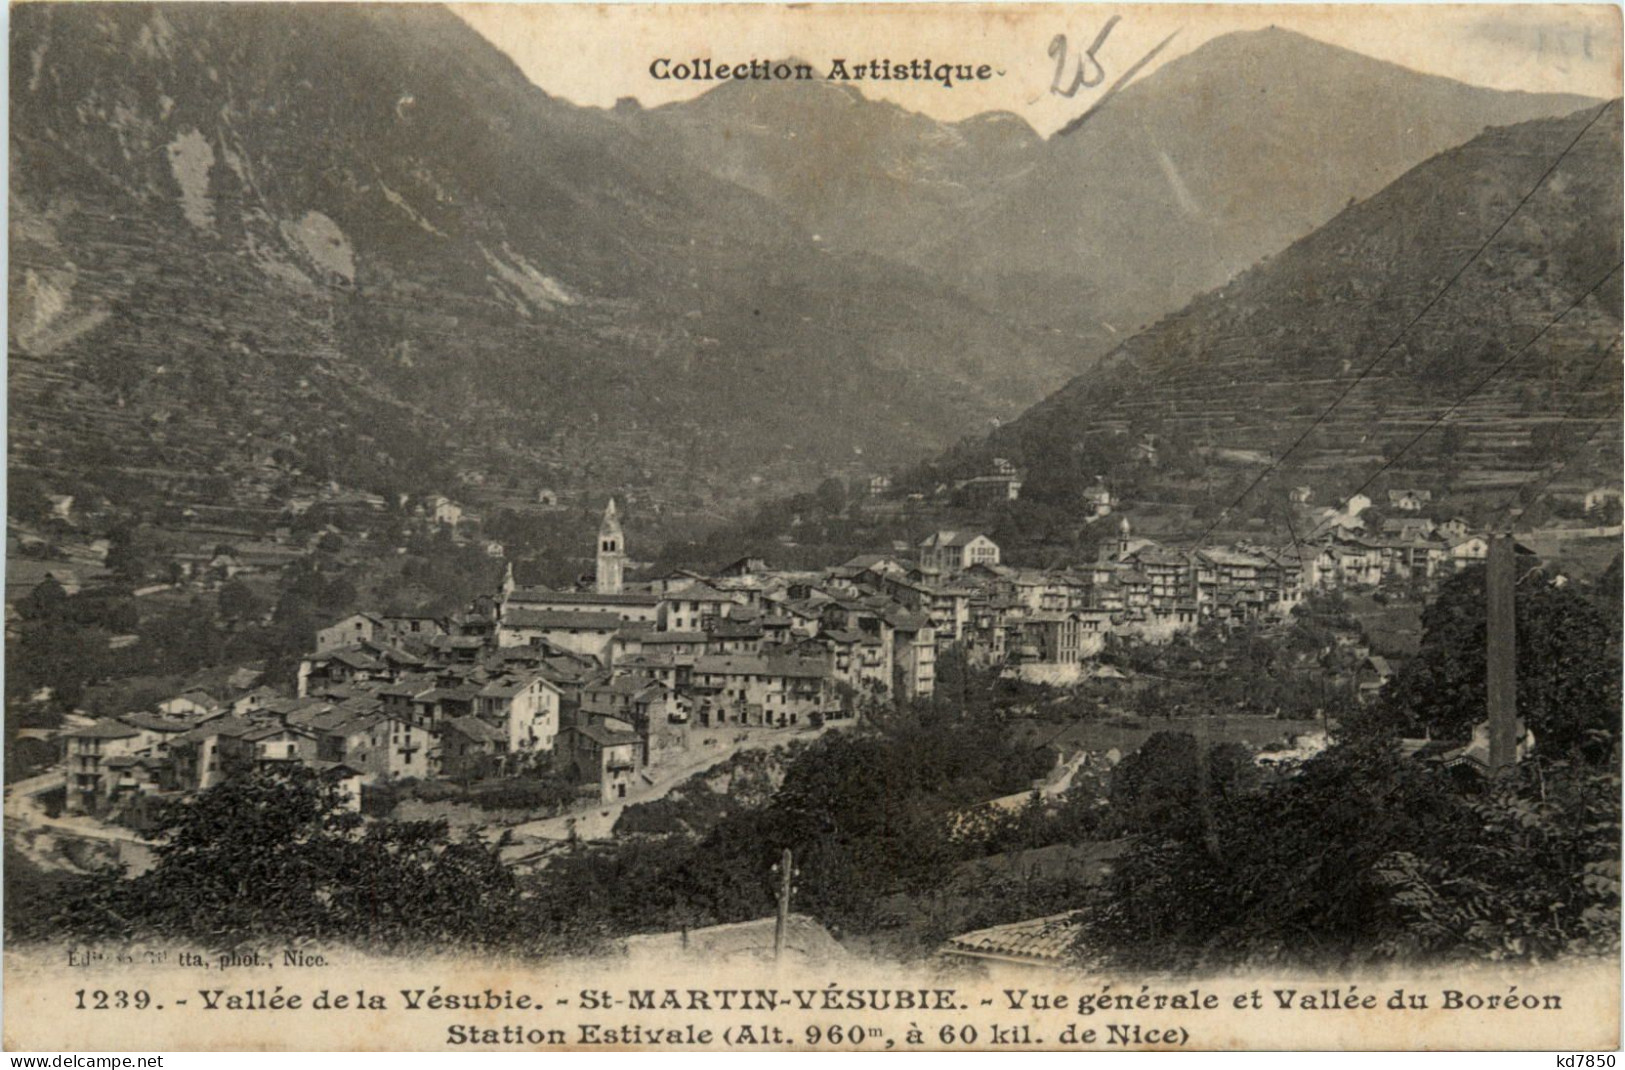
[454,3,1620,136]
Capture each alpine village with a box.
[6,4,1621,974]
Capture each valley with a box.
[5,1,1620,999]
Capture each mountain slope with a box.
[931,104,1623,522]
[8,3,1070,524]
[627,29,1596,378]
[623,76,1042,266]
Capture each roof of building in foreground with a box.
[939,911,1086,969]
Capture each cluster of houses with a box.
[62,490,1509,819]
[1304,492,1498,585]
[61,501,898,816]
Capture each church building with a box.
[597,498,626,595]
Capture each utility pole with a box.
[1486,534,1518,774]
[772,848,795,961]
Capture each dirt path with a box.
[978,748,1091,816]
[5,769,67,799]
[5,777,147,846]
[507,721,841,845]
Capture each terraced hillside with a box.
[944,104,1623,525]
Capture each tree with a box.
[1527,424,1576,464]
[1370,756,1621,961]
[1593,554,1622,627]
[814,477,847,516]
[7,472,54,525]
[139,604,226,675]
[20,576,67,621]
[523,695,1057,943]
[1107,732,1258,840]
[217,578,261,623]
[104,525,147,583]
[5,613,108,709]
[40,769,524,949]
[1077,564,1623,971]
[1366,564,1621,759]
[1081,737,1562,971]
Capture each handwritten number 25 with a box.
[1049,16,1120,97]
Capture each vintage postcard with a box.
[5,0,1622,1054]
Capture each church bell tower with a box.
[596,498,625,595]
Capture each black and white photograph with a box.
[3,1,1621,1052]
